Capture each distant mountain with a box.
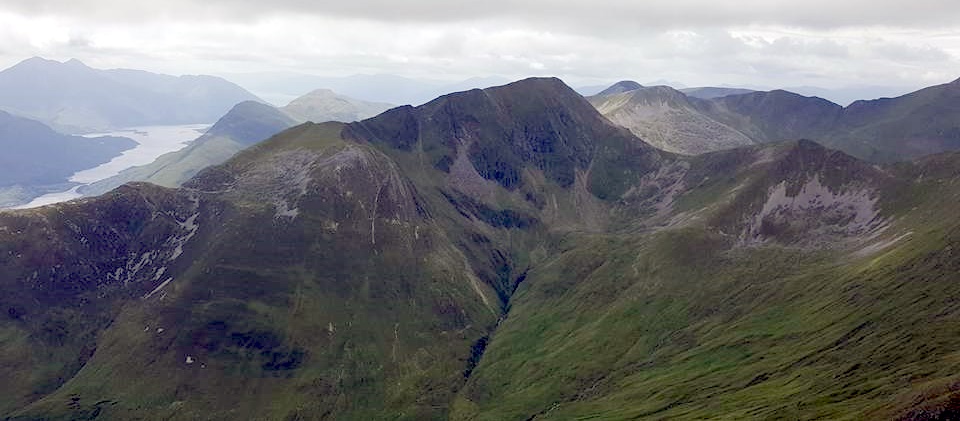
[79,101,297,196]
[7,77,960,420]
[0,111,135,207]
[0,57,262,133]
[591,79,960,162]
[823,79,960,161]
[281,89,393,123]
[589,85,754,155]
[694,89,843,143]
[220,71,510,106]
[693,82,960,162]
[680,86,757,99]
[596,80,643,96]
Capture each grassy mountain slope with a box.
[452,141,960,420]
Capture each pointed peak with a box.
[597,80,643,96]
[64,58,89,68]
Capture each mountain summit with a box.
[596,80,643,96]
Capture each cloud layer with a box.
[0,0,957,98]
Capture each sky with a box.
[0,0,958,96]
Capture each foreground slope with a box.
[2,78,960,420]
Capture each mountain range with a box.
[0,57,261,133]
[220,72,511,106]
[2,77,960,420]
[590,79,960,161]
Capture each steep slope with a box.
[590,85,755,155]
[79,101,298,196]
[0,57,261,132]
[0,111,135,207]
[281,89,394,123]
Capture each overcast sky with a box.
[0,0,958,93]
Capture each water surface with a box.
[13,124,208,209]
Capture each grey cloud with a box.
[5,0,960,30]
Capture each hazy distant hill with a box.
[680,86,757,99]
[221,72,509,106]
[589,83,755,154]
[0,111,135,206]
[281,89,393,123]
[0,57,261,133]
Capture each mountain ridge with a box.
[1,77,960,420]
